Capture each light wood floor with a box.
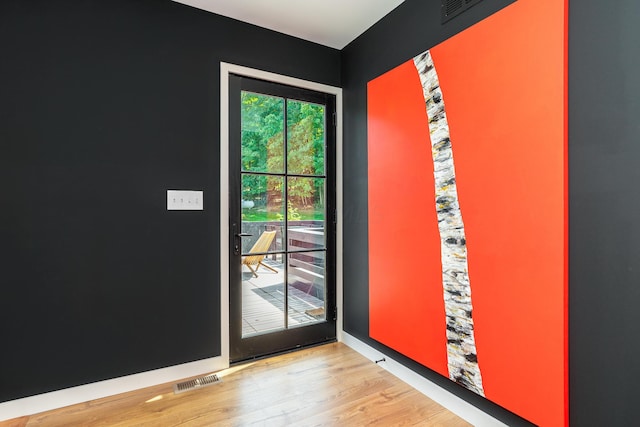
[2,343,471,426]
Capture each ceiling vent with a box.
[441,0,483,23]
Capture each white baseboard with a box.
[0,356,227,422]
[339,332,506,427]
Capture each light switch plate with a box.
[167,190,204,210]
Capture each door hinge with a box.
[333,306,338,321]
[332,112,337,127]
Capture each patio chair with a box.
[242,230,278,278]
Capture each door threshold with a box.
[230,338,337,366]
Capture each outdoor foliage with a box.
[241,91,325,220]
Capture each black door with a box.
[229,74,336,363]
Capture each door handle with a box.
[232,223,252,256]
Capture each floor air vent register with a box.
[442,0,483,23]
[173,373,221,394]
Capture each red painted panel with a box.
[368,0,567,425]
[368,60,448,377]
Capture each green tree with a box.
[241,92,325,217]
[241,92,283,204]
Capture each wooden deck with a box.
[241,259,325,337]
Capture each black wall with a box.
[569,0,640,425]
[0,0,339,403]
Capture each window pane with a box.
[241,174,284,254]
[287,177,325,251]
[242,253,285,337]
[241,91,284,173]
[288,251,326,326]
[287,100,325,176]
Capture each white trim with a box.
[220,62,231,369]
[221,63,344,102]
[219,62,344,358]
[340,333,506,427]
[0,356,226,421]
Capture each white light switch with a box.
[167,190,204,210]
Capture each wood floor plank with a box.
[0,417,27,427]
[2,343,470,426]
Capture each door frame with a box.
[220,62,343,366]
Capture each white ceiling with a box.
[172,0,406,49]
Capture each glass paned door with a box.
[229,75,336,362]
